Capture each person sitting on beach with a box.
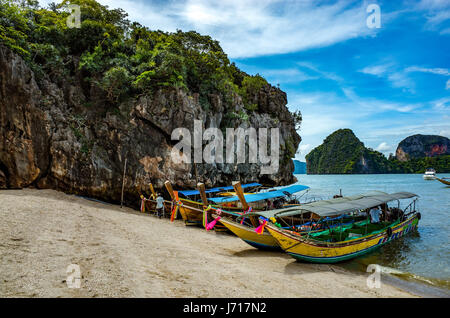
[369,206,382,224]
[156,193,164,218]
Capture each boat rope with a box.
[240,206,253,224]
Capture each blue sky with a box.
[41,0,450,160]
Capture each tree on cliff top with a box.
[0,0,269,112]
[306,129,366,174]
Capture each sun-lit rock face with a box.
[395,134,450,162]
[0,45,300,206]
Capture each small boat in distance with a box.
[436,177,450,185]
[423,168,436,180]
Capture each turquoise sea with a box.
[293,173,450,295]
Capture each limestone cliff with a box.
[0,45,300,205]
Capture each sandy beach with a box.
[0,189,417,298]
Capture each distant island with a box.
[305,129,450,174]
[292,160,306,174]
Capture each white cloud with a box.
[414,0,450,33]
[360,63,450,91]
[432,97,450,111]
[405,66,450,76]
[358,62,415,91]
[297,143,313,157]
[439,129,450,137]
[359,63,392,76]
[39,0,376,59]
[375,142,392,152]
[256,67,319,84]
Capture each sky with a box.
[40,0,450,161]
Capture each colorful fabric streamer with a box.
[170,191,181,222]
[170,205,178,222]
[140,195,146,213]
[254,217,268,235]
[202,205,214,230]
[206,216,221,231]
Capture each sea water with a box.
[293,173,450,295]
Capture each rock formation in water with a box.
[395,134,450,162]
[305,129,395,174]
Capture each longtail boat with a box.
[436,177,450,185]
[265,191,420,263]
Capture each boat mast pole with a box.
[197,182,208,207]
[149,183,157,200]
[232,181,249,211]
[164,181,175,201]
[233,181,259,227]
[121,158,127,208]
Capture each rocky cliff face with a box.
[0,45,300,205]
[396,134,450,162]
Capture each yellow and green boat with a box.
[265,191,421,263]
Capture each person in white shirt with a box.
[156,193,164,218]
[369,206,382,223]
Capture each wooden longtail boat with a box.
[265,191,420,263]
[436,177,450,185]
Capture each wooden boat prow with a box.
[436,177,450,185]
[212,214,281,250]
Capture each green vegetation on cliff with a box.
[0,0,269,114]
[306,129,450,174]
[306,129,369,174]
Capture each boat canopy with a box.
[208,184,310,204]
[263,191,418,218]
[177,183,261,197]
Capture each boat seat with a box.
[347,232,362,239]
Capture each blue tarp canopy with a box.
[177,183,261,197]
[208,184,309,204]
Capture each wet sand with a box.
[0,189,418,297]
